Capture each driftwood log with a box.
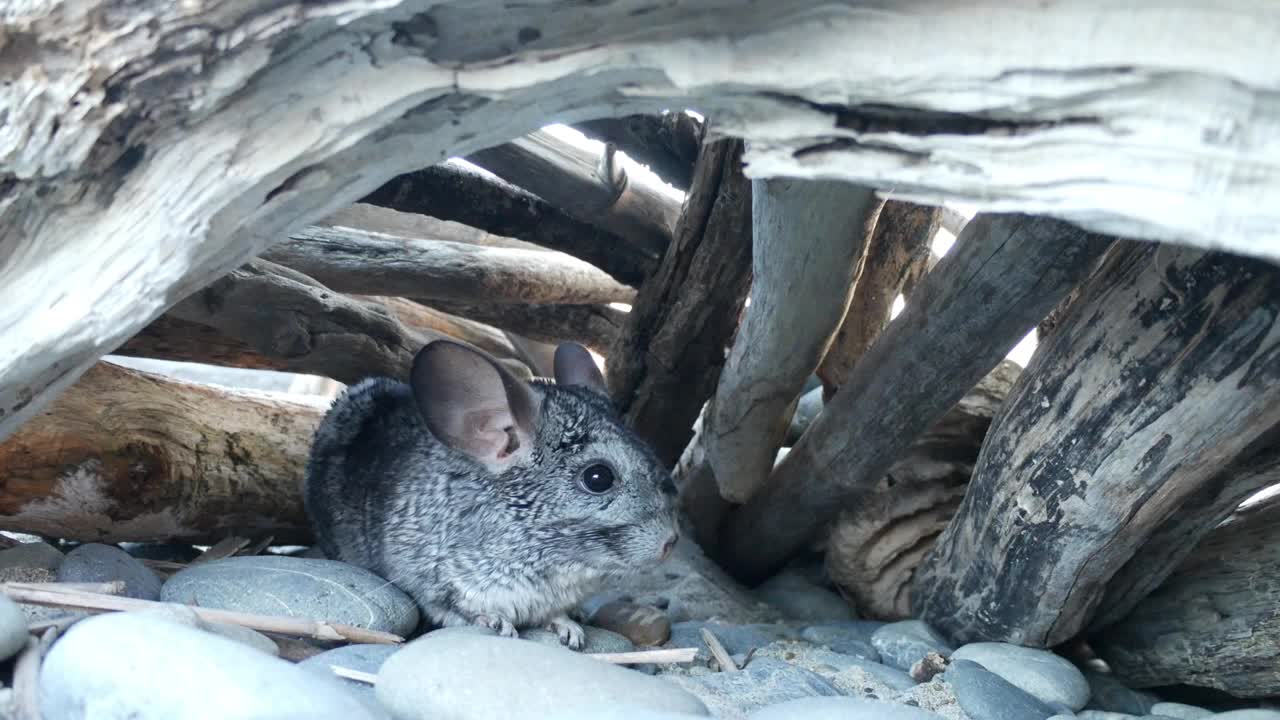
[116,316,292,373]
[825,361,1020,621]
[1094,492,1280,697]
[0,362,319,543]
[263,225,635,305]
[818,201,940,400]
[4,2,1279,442]
[424,300,624,355]
[467,129,681,259]
[716,215,1113,583]
[702,178,878,503]
[607,139,754,467]
[575,113,703,190]
[320,203,549,253]
[911,242,1280,648]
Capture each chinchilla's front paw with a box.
[474,613,518,638]
[547,615,586,651]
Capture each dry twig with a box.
[700,628,739,672]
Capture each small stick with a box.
[700,628,739,672]
[19,581,126,595]
[239,535,275,557]
[328,646,702,686]
[13,626,58,720]
[1,583,403,645]
[332,665,377,684]
[189,536,250,565]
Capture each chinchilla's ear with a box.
[410,340,541,469]
[552,343,608,397]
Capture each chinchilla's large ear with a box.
[553,343,608,397]
[410,340,541,469]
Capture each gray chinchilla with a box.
[303,339,679,649]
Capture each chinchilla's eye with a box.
[579,463,616,494]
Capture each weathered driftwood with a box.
[0,362,320,543]
[607,139,754,466]
[468,129,681,259]
[355,295,529,368]
[264,225,635,305]
[1094,493,1280,697]
[115,316,291,373]
[825,362,1020,620]
[1091,426,1280,631]
[4,1,1279,444]
[818,201,940,400]
[911,242,1280,648]
[576,112,704,190]
[425,300,623,355]
[702,178,878,503]
[717,215,1113,584]
[321,202,549,253]
[363,163,656,286]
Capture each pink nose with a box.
[659,533,678,560]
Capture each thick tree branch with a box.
[423,300,624,355]
[576,112,704,190]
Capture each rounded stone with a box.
[161,555,418,636]
[944,658,1058,720]
[131,604,279,656]
[589,600,672,646]
[800,622,885,660]
[748,696,947,719]
[58,543,164,600]
[870,620,955,671]
[38,612,384,719]
[662,657,841,717]
[1150,702,1213,719]
[1084,670,1159,714]
[0,594,28,662]
[952,641,1090,710]
[1214,712,1280,719]
[0,541,64,575]
[300,643,400,708]
[519,625,635,654]
[753,570,854,623]
[377,632,708,719]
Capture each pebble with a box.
[1084,671,1159,714]
[1214,713,1280,719]
[663,657,841,717]
[132,604,279,656]
[161,555,419,636]
[753,570,855,623]
[951,641,1090,710]
[800,621,885,659]
[1150,702,1213,719]
[0,541,64,574]
[755,641,916,693]
[57,543,164,600]
[945,658,1058,720]
[519,625,635,654]
[39,612,384,719]
[871,620,955,671]
[589,599,673,646]
[376,632,708,719]
[0,595,28,662]
[299,643,400,707]
[666,621,791,665]
[748,696,947,720]
[785,386,824,444]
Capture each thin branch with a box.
[700,628,739,672]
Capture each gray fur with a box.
[303,341,678,648]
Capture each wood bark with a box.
[1094,494,1280,698]
[0,362,319,544]
[424,300,624,355]
[702,178,879,503]
[4,1,1279,444]
[825,362,1020,620]
[1090,424,1280,632]
[716,215,1113,584]
[351,296,531,368]
[607,139,754,467]
[263,225,635,305]
[468,129,682,259]
[362,163,656,286]
[576,112,704,190]
[818,201,940,400]
[114,316,290,373]
[911,242,1280,648]
[320,202,549,253]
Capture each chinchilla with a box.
[303,339,679,649]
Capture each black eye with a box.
[579,463,615,494]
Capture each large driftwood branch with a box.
[825,362,1020,621]
[911,242,1280,648]
[262,225,635,305]
[607,139,754,467]
[362,163,656,286]
[576,112,704,190]
[320,203,549,253]
[716,215,1113,584]
[0,362,319,543]
[357,295,532,368]
[1094,493,1280,698]
[702,178,878,503]
[468,129,682,259]
[817,201,940,400]
[4,2,1280,443]
[115,316,292,373]
[424,300,623,355]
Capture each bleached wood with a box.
[4,0,1280,442]
[703,178,876,503]
[425,300,623,354]
[265,225,636,305]
[0,362,323,544]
